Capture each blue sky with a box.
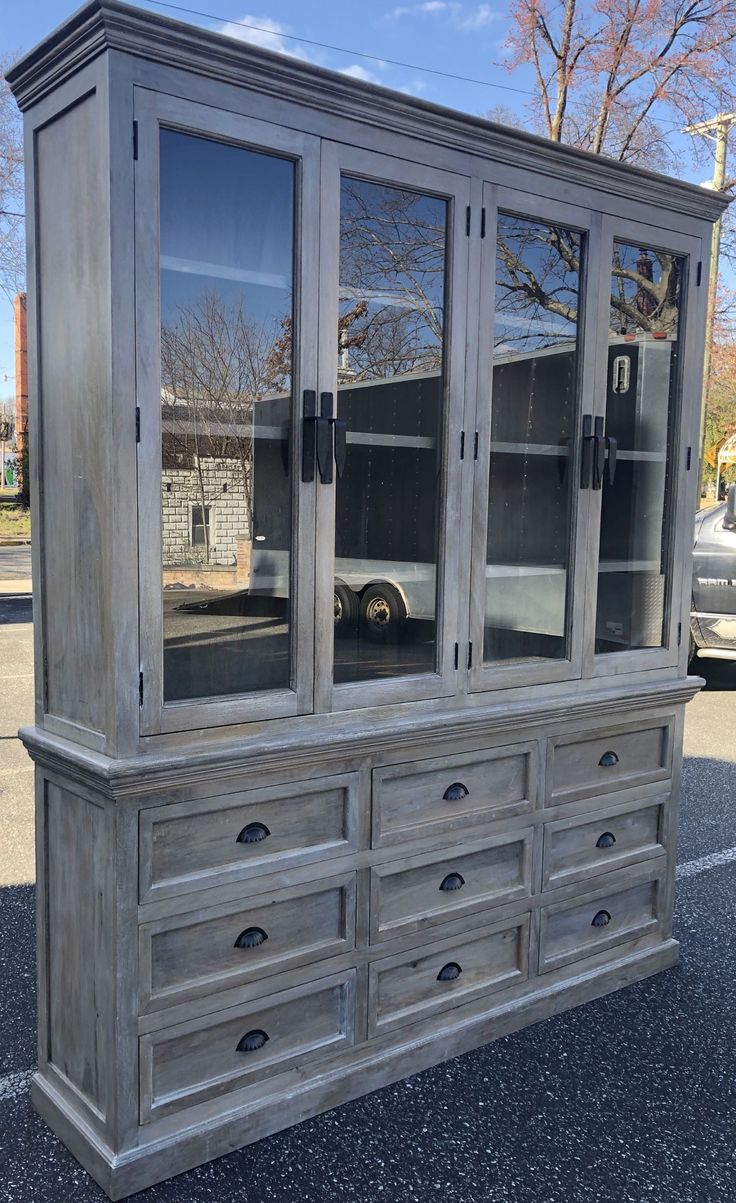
[0,0,717,397]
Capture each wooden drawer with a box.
[546,721,672,806]
[539,869,663,974]
[140,970,356,1121]
[370,831,534,943]
[543,798,666,890]
[372,743,537,848]
[368,915,530,1036]
[139,774,360,903]
[139,874,357,1012]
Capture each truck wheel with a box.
[689,631,698,665]
[334,584,359,633]
[360,583,407,642]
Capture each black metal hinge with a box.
[465,206,471,236]
[133,119,139,161]
[677,622,682,647]
[135,407,141,443]
[139,672,144,707]
[696,261,702,286]
[686,445,692,470]
[474,431,479,460]
[454,642,459,670]
[460,430,466,460]
[467,641,473,669]
[480,208,486,238]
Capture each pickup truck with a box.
[690,482,736,662]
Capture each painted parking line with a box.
[676,845,736,879]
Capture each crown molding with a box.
[6,0,730,224]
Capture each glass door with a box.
[314,144,471,712]
[135,92,321,735]
[586,218,701,674]
[468,187,599,692]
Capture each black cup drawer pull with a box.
[437,961,463,982]
[236,1029,269,1053]
[592,910,612,928]
[439,872,465,893]
[599,750,619,768]
[234,926,268,950]
[443,782,469,802]
[236,822,271,845]
[596,832,616,849]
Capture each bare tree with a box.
[503,0,736,172]
[161,292,290,563]
[0,54,24,305]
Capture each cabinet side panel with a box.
[46,782,110,1119]
[35,92,110,735]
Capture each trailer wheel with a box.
[360,583,407,642]
[334,583,359,633]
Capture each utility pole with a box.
[684,113,736,499]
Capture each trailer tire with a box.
[334,583,359,633]
[360,583,407,642]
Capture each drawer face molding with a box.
[369,915,530,1036]
[539,872,662,974]
[139,875,357,1011]
[139,774,360,902]
[140,970,356,1121]
[543,799,666,890]
[372,743,537,847]
[546,722,672,806]
[370,831,534,942]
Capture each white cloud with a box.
[218,15,310,60]
[385,2,460,19]
[339,63,381,84]
[459,4,502,29]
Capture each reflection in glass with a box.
[595,243,682,653]
[333,177,447,685]
[159,130,295,702]
[484,214,583,664]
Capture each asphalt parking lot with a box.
[1,588,736,1203]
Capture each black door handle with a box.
[592,416,606,490]
[333,417,347,478]
[316,392,334,484]
[606,434,617,485]
[302,389,317,482]
[581,414,594,488]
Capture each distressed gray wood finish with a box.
[372,743,537,847]
[139,774,361,903]
[542,796,667,890]
[7,2,720,1197]
[368,914,529,1036]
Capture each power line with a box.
[0,211,24,219]
[143,0,535,97]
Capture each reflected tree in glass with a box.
[333,178,448,685]
[485,214,583,665]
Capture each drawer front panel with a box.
[141,970,356,1121]
[373,744,537,847]
[369,916,529,1036]
[139,774,360,903]
[547,723,671,806]
[543,800,666,890]
[140,875,357,1011]
[371,831,534,942]
[539,874,661,973]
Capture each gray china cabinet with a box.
[8,3,725,1197]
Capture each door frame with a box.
[581,216,703,679]
[313,141,473,714]
[134,89,321,735]
[467,184,603,695]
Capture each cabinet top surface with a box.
[6,0,729,224]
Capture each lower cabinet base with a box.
[34,938,679,1201]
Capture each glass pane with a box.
[333,176,447,684]
[484,213,583,664]
[159,129,295,702]
[595,243,683,653]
